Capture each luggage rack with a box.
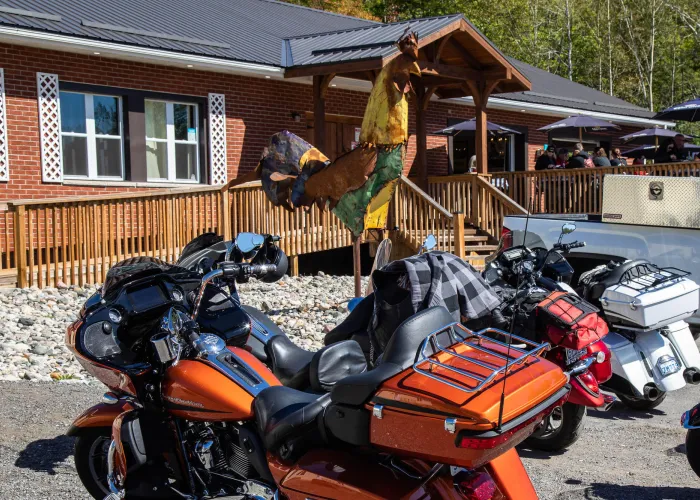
[618,263,690,291]
[412,322,550,394]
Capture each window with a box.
[146,100,199,182]
[60,91,124,179]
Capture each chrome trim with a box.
[249,317,272,342]
[566,357,595,377]
[105,440,125,499]
[373,404,384,419]
[201,350,269,397]
[191,268,224,320]
[102,392,119,405]
[412,323,549,394]
[444,418,456,434]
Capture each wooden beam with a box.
[284,58,382,79]
[415,86,428,189]
[418,61,509,82]
[313,75,328,153]
[475,104,488,175]
[434,33,453,63]
[422,86,437,111]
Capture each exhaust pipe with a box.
[684,368,700,385]
[643,384,661,401]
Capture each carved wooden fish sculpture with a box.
[257,30,420,235]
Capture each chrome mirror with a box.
[152,308,186,365]
[419,234,437,254]
[561,223,576,235]
[236,232,265,256]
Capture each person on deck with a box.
[593,147,611,167]
[567,143,591,168]
[556,148,569,168]
[673,133,689,161]
[535,145,557,170]
[655,138,678,163]
[610,148,627,166]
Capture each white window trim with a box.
[61,92,125,181]
[146,99,200,183]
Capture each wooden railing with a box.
[392,176,465,258]
[427,174,527,241]
[489,162,700,214]
[8,186,224,288]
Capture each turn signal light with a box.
[500,227,513,250]
[455,471,497,500]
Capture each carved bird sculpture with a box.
[248,30,421,236]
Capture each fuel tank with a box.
[162,347,279,421]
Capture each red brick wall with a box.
[0,41,649,204]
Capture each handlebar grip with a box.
[219,262,241,279]
[249,264,277,276]
[568,241,586,250]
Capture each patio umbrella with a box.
[654,97,700,122]
[538,116,620,142]
[620,128,695,147]
[621,144,700,159]
[433,118,521,136]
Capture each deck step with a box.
[464,244,499,253]
[463,235,490,243]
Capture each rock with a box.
[31,345,49,355]
[317,271,325,277]
[18,317,35,327]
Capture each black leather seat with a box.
[331,306,455,406]
[586,259,649,301]
[324,294,374,347]
[264,334,315,389]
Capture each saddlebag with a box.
[537,291,608,350]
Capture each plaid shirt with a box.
[382,251,500,321]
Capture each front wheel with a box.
[686,429,700,478]
[74,428,113,500]
[523,403,586,451]
[618,391,667,411]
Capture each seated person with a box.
[555,148,569,168]
[610,148,627,166]
[567,143,591,168]
[593,147,611,167]
[655,138,678,163]
[535,145,557,170]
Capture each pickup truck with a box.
[498,175,700,332]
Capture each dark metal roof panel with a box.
[497,58,656,119]
[0,0,376,65]
[286,14,461,67]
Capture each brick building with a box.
[0,0,672,205]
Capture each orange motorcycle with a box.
[66,256,569,500]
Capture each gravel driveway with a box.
[1,381,699,499]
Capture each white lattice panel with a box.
[37,72,62,183]
[208,93,227,185]
[0,69,8,181]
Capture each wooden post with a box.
[220,188,231,240]
[288,255,299,277]
[352,234,362,297]
[453,212,465,259]
[312,74,334,154]
[475,104,488,175]
[415,87,428,190]
[470,175,479,226]
[14,205,28,288]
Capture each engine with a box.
[185,422,254,486]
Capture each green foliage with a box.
[283,0,700,113]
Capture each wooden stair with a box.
[463,225,498,271]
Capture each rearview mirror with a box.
[236,232,265,256]
[561,223,576,235]
[419,234,437,254]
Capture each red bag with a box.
[536,291,608,350]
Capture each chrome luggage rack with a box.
[618,263,689,291]
[412,322,550,394]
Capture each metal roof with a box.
[0,0,656,120]
[284,14,462,67]
[0,0,375,65]
[498,58,656,119]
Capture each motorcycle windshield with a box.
[102,257,187,299]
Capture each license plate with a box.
[658,357,681,377]
[565,348,587,365]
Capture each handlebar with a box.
[556,241,586,253]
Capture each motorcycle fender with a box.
[665,321,700,372]
[485,448,538,500]
[109,408,136,493]
[685,402,700,429]
[605,332,656,396]
[634,330,686,392]
[567,377,605,407]
[66,400,134,436]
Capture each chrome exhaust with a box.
[684,368,700,385]
[643,384,661,401]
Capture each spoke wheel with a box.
[523,402,586,452]
[75,429,113,499]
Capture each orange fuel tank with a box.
[161,347,279,421]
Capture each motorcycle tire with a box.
[523,402,586,451]
[618,391,667,411]
[74,428,114,500]
[686,429,700,478]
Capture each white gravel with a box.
[0,274,365,382]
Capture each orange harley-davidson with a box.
[66,257,569,500]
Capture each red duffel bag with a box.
[536,291,609,350]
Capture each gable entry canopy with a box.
[282,14,531,184]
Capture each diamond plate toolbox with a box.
[601,175,700,228]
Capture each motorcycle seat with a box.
[331,306,455,406]
[264,334,315,389]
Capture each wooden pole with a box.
[453,212,466,259]
[14,205,28,288]
[475,105,488,174]
[415,86,428,190]
[353,234,362,297]
[312,74,334,154]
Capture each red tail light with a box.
[454,471,497,500]
[583,341,612,383]
[500,227,513,251]
[575,371,600,397]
